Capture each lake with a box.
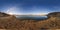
[16,15,48,20]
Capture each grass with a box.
[0,12,60,30]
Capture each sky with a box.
[0,0,60,15]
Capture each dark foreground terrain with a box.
[0,12,60,30]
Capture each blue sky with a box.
[0,0,60,15]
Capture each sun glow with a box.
[6,7,48,15]
[8,12,14,15]
[6,7,18,15]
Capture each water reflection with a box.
[16,15,48,20]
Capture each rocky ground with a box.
[0,12,60,30]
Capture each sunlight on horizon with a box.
[5,7,49,15]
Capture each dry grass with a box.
[0,16,60,30]
[0,12,60,30]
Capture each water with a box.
[16,15,48,20]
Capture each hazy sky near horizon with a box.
[0,0,60,15]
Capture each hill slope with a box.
[0,12,60,30]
